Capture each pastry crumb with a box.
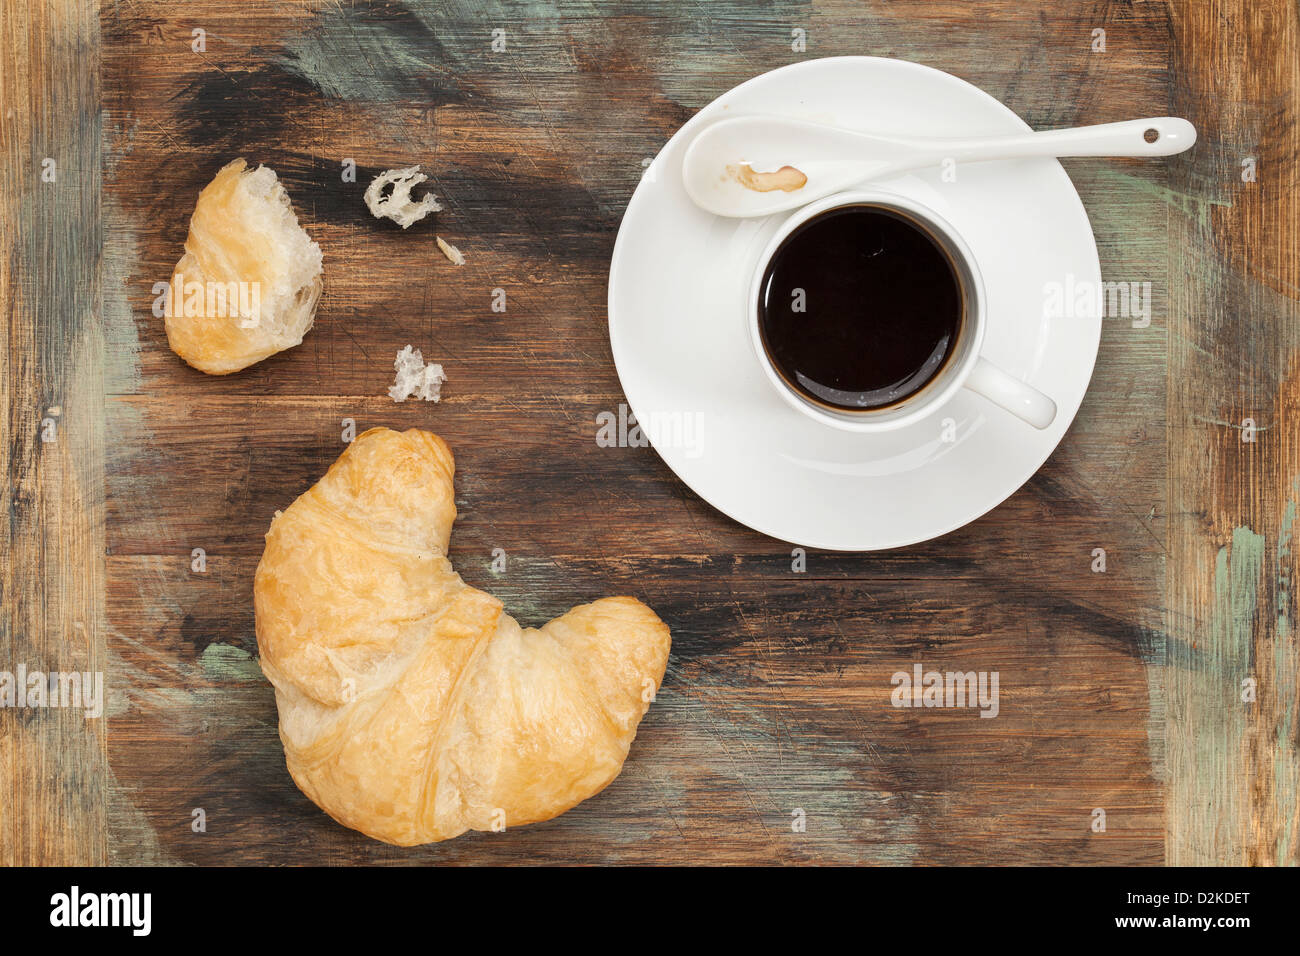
[365,166,441,229]
[436,235,464,266]
[388,345,446,403]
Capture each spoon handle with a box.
[910,117,1197,163]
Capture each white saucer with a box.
[607,57,1102,551]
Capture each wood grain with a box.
[0,0,108,865]
[2,0,1292,864]
[95,0,1166,865]
[1166,0,1300,866]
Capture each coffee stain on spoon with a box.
[726,162,808,192]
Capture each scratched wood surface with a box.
[1165,0,1300,866]
[2,0,1294,864]
[1,0,108,866]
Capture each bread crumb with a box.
[365,166,441,229]
[436,235,465,266]
[388,345,446,403]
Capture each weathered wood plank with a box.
[0,0,108,865]
[1165,0,1300,866]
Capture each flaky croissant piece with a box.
[253,427,671,845]
[166,159,323,375]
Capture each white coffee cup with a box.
[748,189,1057,433]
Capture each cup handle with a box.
[962,357,1057,429]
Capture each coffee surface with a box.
[758,205,962,411]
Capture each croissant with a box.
[253,427,671,845]
[166,159,323,375]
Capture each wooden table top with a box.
[2,0,1296,865]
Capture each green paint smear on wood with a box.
[1174,509,1300,864]
[1214,526,1265,675]
[1092,167,1231,231]
[1208,525,1264,852]
[1171,526,1262,864]
[200,644,265,683]
[276,0,809,106]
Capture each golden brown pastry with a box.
[254,427,671,845]
[165,159,323,375]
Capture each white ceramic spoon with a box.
[682,114,1197,218]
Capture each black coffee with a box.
[758,204,963,411]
